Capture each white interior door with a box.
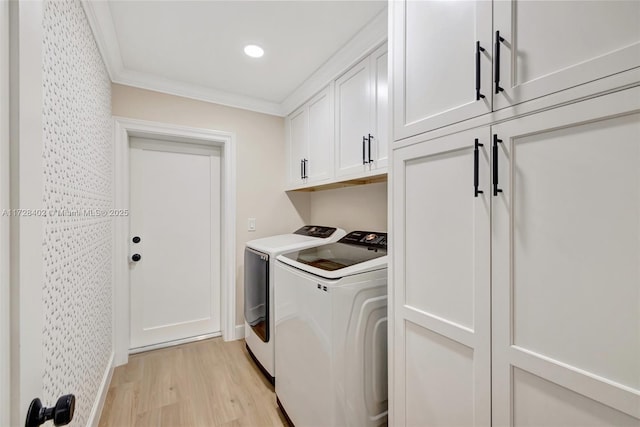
[492,88,640,425]
[129,137,221,350]
[392,127,491,426]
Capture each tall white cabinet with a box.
[390,1,640,425]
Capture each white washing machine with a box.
[274,231,388,427]
[244,225,345,383]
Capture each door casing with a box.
[1,0,11,425]
[113,117,237,366]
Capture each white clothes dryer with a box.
[244,225,345,383]
[275,231,388,427]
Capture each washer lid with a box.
[277,231,388,279]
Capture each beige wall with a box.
[309,182,388,232]
[112,83,388,330]
[112,84,310,327]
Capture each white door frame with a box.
[0,1,11,425]
[6,1,45,425]
[113,117,237,366]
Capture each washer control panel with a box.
[294,225,338,238]
[339,231,387,249]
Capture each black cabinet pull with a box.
[300,159,304,180]
[493,134,503,196]
[494,31,505,94]
[475,41,486,101]
[367,134,373,164]
[303,158,308,179]
[474,138,484,197]
[362,136,367,165]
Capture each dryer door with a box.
[244,247,269,342]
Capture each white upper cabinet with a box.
[335,56,372,177]
[493,0,640,110]
[286,85,334,187]
[371,47,389,169]
[392,0,640,141]
[306,86,334,183]
[335,44,389,177]
[287,106,308,187]
[286,44,388,190]
[392,0,492,140]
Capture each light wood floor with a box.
[98,338,288,427]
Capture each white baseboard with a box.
[87,350,114,427]
[234,324,245,340]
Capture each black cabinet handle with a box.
[475,41,486,101]
[300,159,304,180]
[495,31,505,94]
[367,134,373,164]
[474,138,484,197]
[493,134,503,196]
[303,159,308,179]
[362,136,367,165]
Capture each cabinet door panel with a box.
[393,0,492,140]
[287,107,308,186]
[393,127,491,426]
[335,57,371,177]
[494,0,640,110]
[307,86,333,183]
[372,46,388,169]
[492,88,640,425]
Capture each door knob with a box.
[26,394,75,427]
[131,253,142,262]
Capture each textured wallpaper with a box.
[42,0,113,425]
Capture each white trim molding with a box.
[9,0,45,424]
[81,2,387,117]
[0,1,11,426]
[87,351,114,427]
[113,117,237,367]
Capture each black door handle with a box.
[367,134,373,164]
[26,394,75,427]
[475,41,486,101]
[493,134,503,196]
[132,253,142,262]
[303,158,308,179]
[474,138,484,197]
[495,31,505,94]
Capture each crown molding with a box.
[280,8,388,115]
[81,1,386,117]
[114,68,284,116]
[81,0,123,80]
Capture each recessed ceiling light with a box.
[244,44,264,58]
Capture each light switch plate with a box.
[248,218,256,231]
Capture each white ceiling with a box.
[84,1,387,115]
